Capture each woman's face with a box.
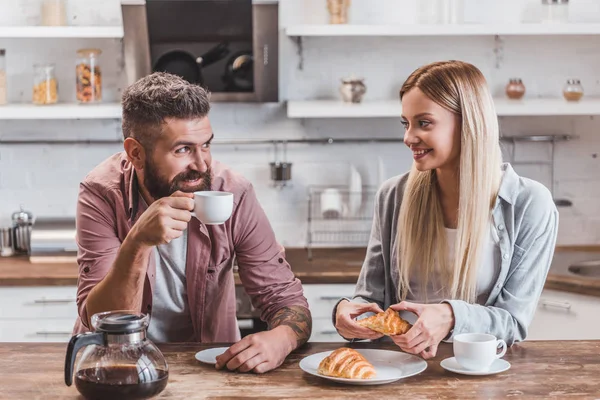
[401,88,462,173]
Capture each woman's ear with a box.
[123,137,146,170]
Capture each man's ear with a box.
[124,137,146,170]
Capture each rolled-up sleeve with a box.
[76,183,121,328]
[445,196,559,345]
[232,184,308,323]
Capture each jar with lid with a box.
[11,206,33,255]
[327,0,350,24]
[32,63,58,105]
[76,48,102,103]
[563,79,583,102]
[340,76,367,103]
[0,49,6,105]
[41,0,67,26]
[505,78,526,100]
[541,0,569,23]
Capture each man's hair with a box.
[121,72,211,150]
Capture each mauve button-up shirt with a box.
[73,152,308,342]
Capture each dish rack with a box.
[306,185,377,260]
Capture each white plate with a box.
[195,347,229,365]
[440,357,511,376]
[299,348,427,385]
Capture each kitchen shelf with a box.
[0,26,124,39]
[287,98,600,118]
[0,103,122,120]
[286,23,600,37]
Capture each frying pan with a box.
[153,42,230,85]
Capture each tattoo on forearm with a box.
[268,306,312,348]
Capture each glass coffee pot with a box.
[64,311,168,400]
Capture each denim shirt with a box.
[349,163,559,345]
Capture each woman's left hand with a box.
[389,301,455,359]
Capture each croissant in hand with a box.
[317,348,376,379]
[357,308,412,336]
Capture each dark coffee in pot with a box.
[74,365,168,400]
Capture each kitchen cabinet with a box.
[302,284,354,342]
[0,286,77,342]
[527,289,600,340]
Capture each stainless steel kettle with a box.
[11,206,33,254]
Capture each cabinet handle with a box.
[319,296,351,301]
[33,299,76,305]
[319,330,339,335]
[541,300,571,310]
[35,331,72,336]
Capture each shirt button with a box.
[146,304,152,311]
[83,267,90,273]
[498,225,504,231]
[278,258,284,263]
[503,254,509,260]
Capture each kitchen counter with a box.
[1,247,600,297]
[1,341,599,399]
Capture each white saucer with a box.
[195,347,229,365]
[440,357,511,376]
[299,349,427,386]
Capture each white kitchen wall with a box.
[0,0,600,246]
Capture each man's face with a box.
[143,117,214,200]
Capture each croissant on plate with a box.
[356,308,412,336]
[317,347,376,379]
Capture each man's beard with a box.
[144,160,212,200]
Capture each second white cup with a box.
[453,333,507,372]
[192,191,233,225]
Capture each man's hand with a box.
[215,327,292,373]
[129,191,194,247]
[215,306,312,374]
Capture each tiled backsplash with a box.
[0,0,600,246]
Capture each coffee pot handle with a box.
[64,332,105,386]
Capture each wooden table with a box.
[1,341,599,399]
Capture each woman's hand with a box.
[335,300,385,340]
[389,301,455,359]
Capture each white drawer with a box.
[0,319,75,342]
[303,284,355,318]
[0,286,78,320]
[528,289,600,340]
[309,318,345,343]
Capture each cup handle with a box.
[496,339,507,358]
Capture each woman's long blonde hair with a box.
[397,61,502,303]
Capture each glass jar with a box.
[76,48,102,103]
[541,0,569,23]
[0,49,6,105]
[563,79,583,102]
[32,63,58,105]
[505,78,526,100]
[41,0,67,26]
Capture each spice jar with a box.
[32,64,58,105]
[505,78,526,100]
[41,0,67,26]
[0,49,6,106]
[327,0,351,24]
[563,79,583,102]
[541,0,569,23]
[76,48,102,103]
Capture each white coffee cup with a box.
[320,188,343,219]
[192,191,233,225]
[453,333,507,372]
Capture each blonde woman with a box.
[334,61,558,359]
